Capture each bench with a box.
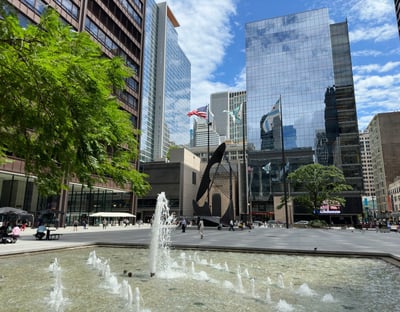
[48,233,63,240]
[33,233,63,240]
[34,233,45,240]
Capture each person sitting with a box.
[11,225,21,240]
[35,224,47,240]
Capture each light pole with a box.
[372,195,376,220]
[242,102,250,222]
[278,95,289,229]
[225,157,234,222]
[207,116,210,211]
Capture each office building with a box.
[138,148,201,221]
[192,119,220,149]
[210,91,246,144]
[367,112,400,220]
[190,91,247,161]
[245,8,363,224]
[359,130,377,221]
[360,130,375,197]
[2,0,144,224]
[388,177,400,222]
[140,1,191,162]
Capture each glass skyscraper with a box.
[141,1,191,162]
[245,9,362,224]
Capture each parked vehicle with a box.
[294,220,309,225]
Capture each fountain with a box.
[149,192,172,277]
[47,258,67,312]
[0,193,399,311]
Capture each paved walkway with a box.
[1,225,400,265]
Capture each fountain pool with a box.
[0,246,399,312]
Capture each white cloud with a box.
[353,72,400,130]
[353,61,400,74]
[162,0,237,107]
[350,23,397,43]
[350,0,394,23]
[232,67,246,91]
[352,50,382,57]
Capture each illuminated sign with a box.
[319,200,341,214]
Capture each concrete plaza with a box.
[1,224,399,266]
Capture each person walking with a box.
[73,219,78,231]
[229,220,235,231]
[199,219,204,239]
[181,218,187,233]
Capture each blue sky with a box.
[158,0,399,131]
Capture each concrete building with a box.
[189,141,244,220]
[138,147,237,224]
[388,176,400,222]
[2,0,145,225]
[210,91,246,145]
[360,130,375,197]
[188,91,248,219]
[360,130,377,221]
[138,148,200,222]
[367,112,400,220]
[245,9,363,224]
[192,119,220,149]
[140,1,191,162]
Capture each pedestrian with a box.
[199,219,204,239]
[181,218,187,233]
[73,219,78,231]
[82,220,87,230]
[35,223,47,240]
[102,219,107,229]
[229,220,235,231]
[11,224,21,240]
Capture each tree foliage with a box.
[287,163,352,215]
[0,7,150,196]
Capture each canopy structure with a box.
[0,207,34,223]
[89,212,136,218]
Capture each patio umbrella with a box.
[0,207,31,215]
[0,207,34,223]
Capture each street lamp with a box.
[225,157,234,222]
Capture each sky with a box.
[156,0,400,131]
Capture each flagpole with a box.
[279,95,289,228]
[242,101,250,222]
[207,105,210,211]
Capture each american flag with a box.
[187,105,208,119]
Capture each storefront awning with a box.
[89,212,135,218]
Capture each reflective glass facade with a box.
[140,0,158,162]
[163,17,191,154]
[245,9,362,222]
[246,9,334,151]
[141,1,191,162]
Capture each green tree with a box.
[287,164,352,216]
[165,144,181,160]
[0,6,150,196]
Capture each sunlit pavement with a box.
[1,225,400,265]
